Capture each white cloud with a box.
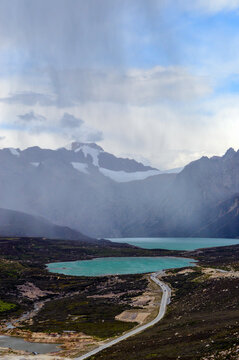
[0,64,233,170]
[1,0,238,170]
[50,66,212,106]
[1,91,239,169]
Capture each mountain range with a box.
[0,143,239,239]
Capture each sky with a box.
[1,0,239,169]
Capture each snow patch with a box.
[71,162,89,174]
[99,168,162,182]
[9,148,20,157]
[75,145,102,167]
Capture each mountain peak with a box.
[223,147,236,159]
[66,142,104,152]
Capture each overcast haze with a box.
[0,0,239,169]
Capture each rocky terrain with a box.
[92,265,239,360]
[0,238,238,359]
[0,237,168,358]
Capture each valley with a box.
[1,144,239,359]
[0,237,238,359]
[0,237,175,357]
[1,2,239,359]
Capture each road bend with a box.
[75,272,171,360]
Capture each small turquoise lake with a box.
[108,237,239,251]
[47,256,196,276]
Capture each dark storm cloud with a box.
[15,110,104,143]
[18,111,46,122]
[61,113,84,128]
[0,92,55,106]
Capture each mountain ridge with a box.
[0,143,239,238]
[3,142,163,180]
[0,207,92,241]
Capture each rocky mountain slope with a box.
[1,143,239,238]
[195,194,239,238]
[136,147,239,237]
[6,142,162,183]
[0,143,174,237]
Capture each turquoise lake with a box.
[47,256,196,276]
[47,238,239,277]
[108,237,239,251]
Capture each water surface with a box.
[47,256,196,276]
[108,237,239,250]
[0,335,60,354]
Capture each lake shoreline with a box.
[107,237,239,250]
[47,256,197,277]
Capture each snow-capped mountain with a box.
[3,143,239,239]
[69,142,164,181]
[4,142,163,183]
[0,142,173,237]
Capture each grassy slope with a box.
[0,237,151,338]
[90,263,239,359]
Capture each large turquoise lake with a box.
[108,237,239,251]
[47,256,196,276]
[47,237,239,277]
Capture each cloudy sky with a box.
[1,0,239,169]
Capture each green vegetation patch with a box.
[24,295,137,339]
[0,300,17,313]
[0,259,26,279]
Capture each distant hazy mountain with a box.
[0,142,168,236]
[135,147,239,238]
[195,194,239,239]
[0,208,92,241]
[1,143,239,238]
